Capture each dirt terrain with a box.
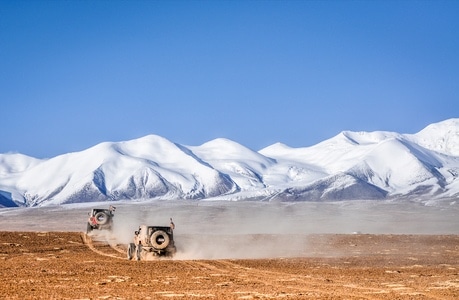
[0,231,458,299]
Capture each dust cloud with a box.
[0,198,457,260]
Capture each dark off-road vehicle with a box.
[86,206,115,233]
[127,222,176,260]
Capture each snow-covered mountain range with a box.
[1,119,458,207]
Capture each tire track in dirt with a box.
[81,233,126,260]
[108,242,128,255]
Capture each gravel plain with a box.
[1,231,458,299]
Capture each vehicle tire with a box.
[150,230,170,250]
[94,212,109,225]
[86,223,93,233]
[127,243,135,260]
[135,244,142,261]
[165,246,176,257]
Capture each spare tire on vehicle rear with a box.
[95,211,109,225]
[150,230,170,250]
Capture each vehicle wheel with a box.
[164,247,176,258]
[150,230,170,250]
[127,243,135,260]
[135,244,142,261]
[94,212,109,225]
[86,223,93,233]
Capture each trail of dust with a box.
[81,233,125,260]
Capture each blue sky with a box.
[1,0,458,158]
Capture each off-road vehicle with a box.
[127,221,176,260]
[86,206,115,233]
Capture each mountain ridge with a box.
[1,119,458,207]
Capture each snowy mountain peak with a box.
[0,153,42,174]
[196,138,252,154]
[191,138,273,164]
[259,142,292,153]
[412,118,459,156]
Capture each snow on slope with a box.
[106,135,237,199]
[0,153,42,174]
[259,119,459,200]
[188,138,274,190]
[348,138,445,194]
[0,119,458,206]
[409,118,459,156]
[0,153,43,206]
[6,135,237,206]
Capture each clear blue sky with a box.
[1,0,458,158]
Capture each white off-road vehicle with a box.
[127,220,176,260]
[86,206,115,233]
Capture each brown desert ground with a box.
[0,231,458,299]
